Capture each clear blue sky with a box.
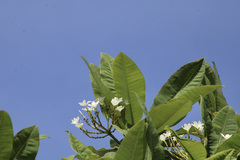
[1,1,240,159]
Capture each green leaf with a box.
[39,134,50,140]
[66,131,99,160]
[95,148,116,157]
[114,120,147,160]
[215,133,240,157]
[113,52,145,125]
[81,56,115,108]
[170,85,223,105]
[10,125,39,160]
[0,110,13,160]
[212,62,228,111]
[100,52,116,95]
[152,58,205,107]
[110,139,120,148]
[144,146,152,160]
[236,114,240,133]
[224,149,235,160]
[206,149,234,160]
[100,152,115,159]
[61,154,81,160]
[202,62,227,117]
[200,96,218,157]
[90,63,102,99]
[169,127,207,160]
[135,93,165,160]
[212,106,238,147]
[112,124,128,136]
[149,99,192,133]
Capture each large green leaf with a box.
[170,85,222,105]
[200,96,218,157]
[212,62,228,111]
[206,149,233,160]
[114,120,147,160]
[81,56,115,107]
[89,63,102,99]
[202,62,227,117]
[113,52,145,125]
[212,106,238,147]
[149,99,192,133]
[169,127,207,160]
[10,125,39,160]
[144,146,152,160]
[100,53,116,95]
[215,133,240,157]
[135,93,165,160]
[0,110,13,160]
[66,131,99,160]
[152,58,205,107]
[236,114,240,133]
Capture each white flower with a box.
[192,121,204,131]
[71,117,80,125]
[165,131,171,138]
[172,136,177,141]
[220,133,232,139]
[182,123,192,131]
[115,106,124,112]
[88,101,99,111]
[75,121,83,129]
[160,134,166,141]
[79,100,91,107]
[111,97,123,106]
[71,117,83,129]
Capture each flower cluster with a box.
[182,121,204,132]
[159,131,188,159]
[71,97,125,142]
[111,97,125,112]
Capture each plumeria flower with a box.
[165,131,171,138]
[75,121,83,129]
[115,106,124,112]
[71,116,80,125]
[220,133,232,139]
[159,134,166,141]
[88,101,99,111]
[71,117,83,129]
[192,121,204,131]
[182,123,192,131]
[111,97,123,106]
[79,100,91,107]
[172,136,177,141]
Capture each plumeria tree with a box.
[63,52,240,160]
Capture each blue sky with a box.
[1,1,240,159]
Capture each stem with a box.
[108,132,120,145]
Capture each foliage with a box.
[65,52,239,160]
[0,110,49,160]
